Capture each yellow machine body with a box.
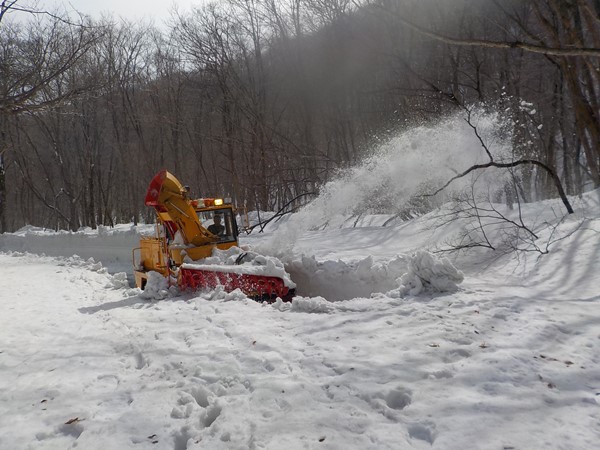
[133,170,240,289]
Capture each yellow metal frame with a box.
[133,171,241,289]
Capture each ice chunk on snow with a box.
[107,272,129,289]
[140,271,171,300]
[271,297,292,311]
[388,251,463,297]
[291,296,333,313]
[205,286,248,302]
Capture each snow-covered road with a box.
[1,248,599,449]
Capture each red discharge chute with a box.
[145,170,168,206]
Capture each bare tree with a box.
[369,0,600,190]
[0,2,102,230]
[3,0,598,234]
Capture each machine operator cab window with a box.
[199,208,238,243]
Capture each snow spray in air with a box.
[258,108,513,257]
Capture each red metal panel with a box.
[145,170,167,206]
[179,268,291,301]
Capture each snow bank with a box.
[281,250,462,301]
[2,251,138,296]
[0,224,152,274]
[284,254,406,301]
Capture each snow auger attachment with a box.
[179,267,292,301]
[133,170,296,301]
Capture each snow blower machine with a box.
[133,170,295,301]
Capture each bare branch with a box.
[379,4,600,57]
[425,108,574,214]
[0,0,91,28]
[426,158,574,214]
[0,0,18,24]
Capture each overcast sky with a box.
[45,0,202,23]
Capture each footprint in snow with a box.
[189,385,211,408]
[447,336,473,346]
[201,403,222,428]
[172,384,213,418]
[135,352,147,370]
[171,402,195,419]
[57,420,85,439]
[442,348,471,363]
[172,426,193,450]
[408,421,437,444]
[385,387,412,411]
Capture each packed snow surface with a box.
[1,112,600,449]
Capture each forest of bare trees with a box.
[0,0,598,232]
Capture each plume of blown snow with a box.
[257,108,513,257]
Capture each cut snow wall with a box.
[0,225,151,274]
